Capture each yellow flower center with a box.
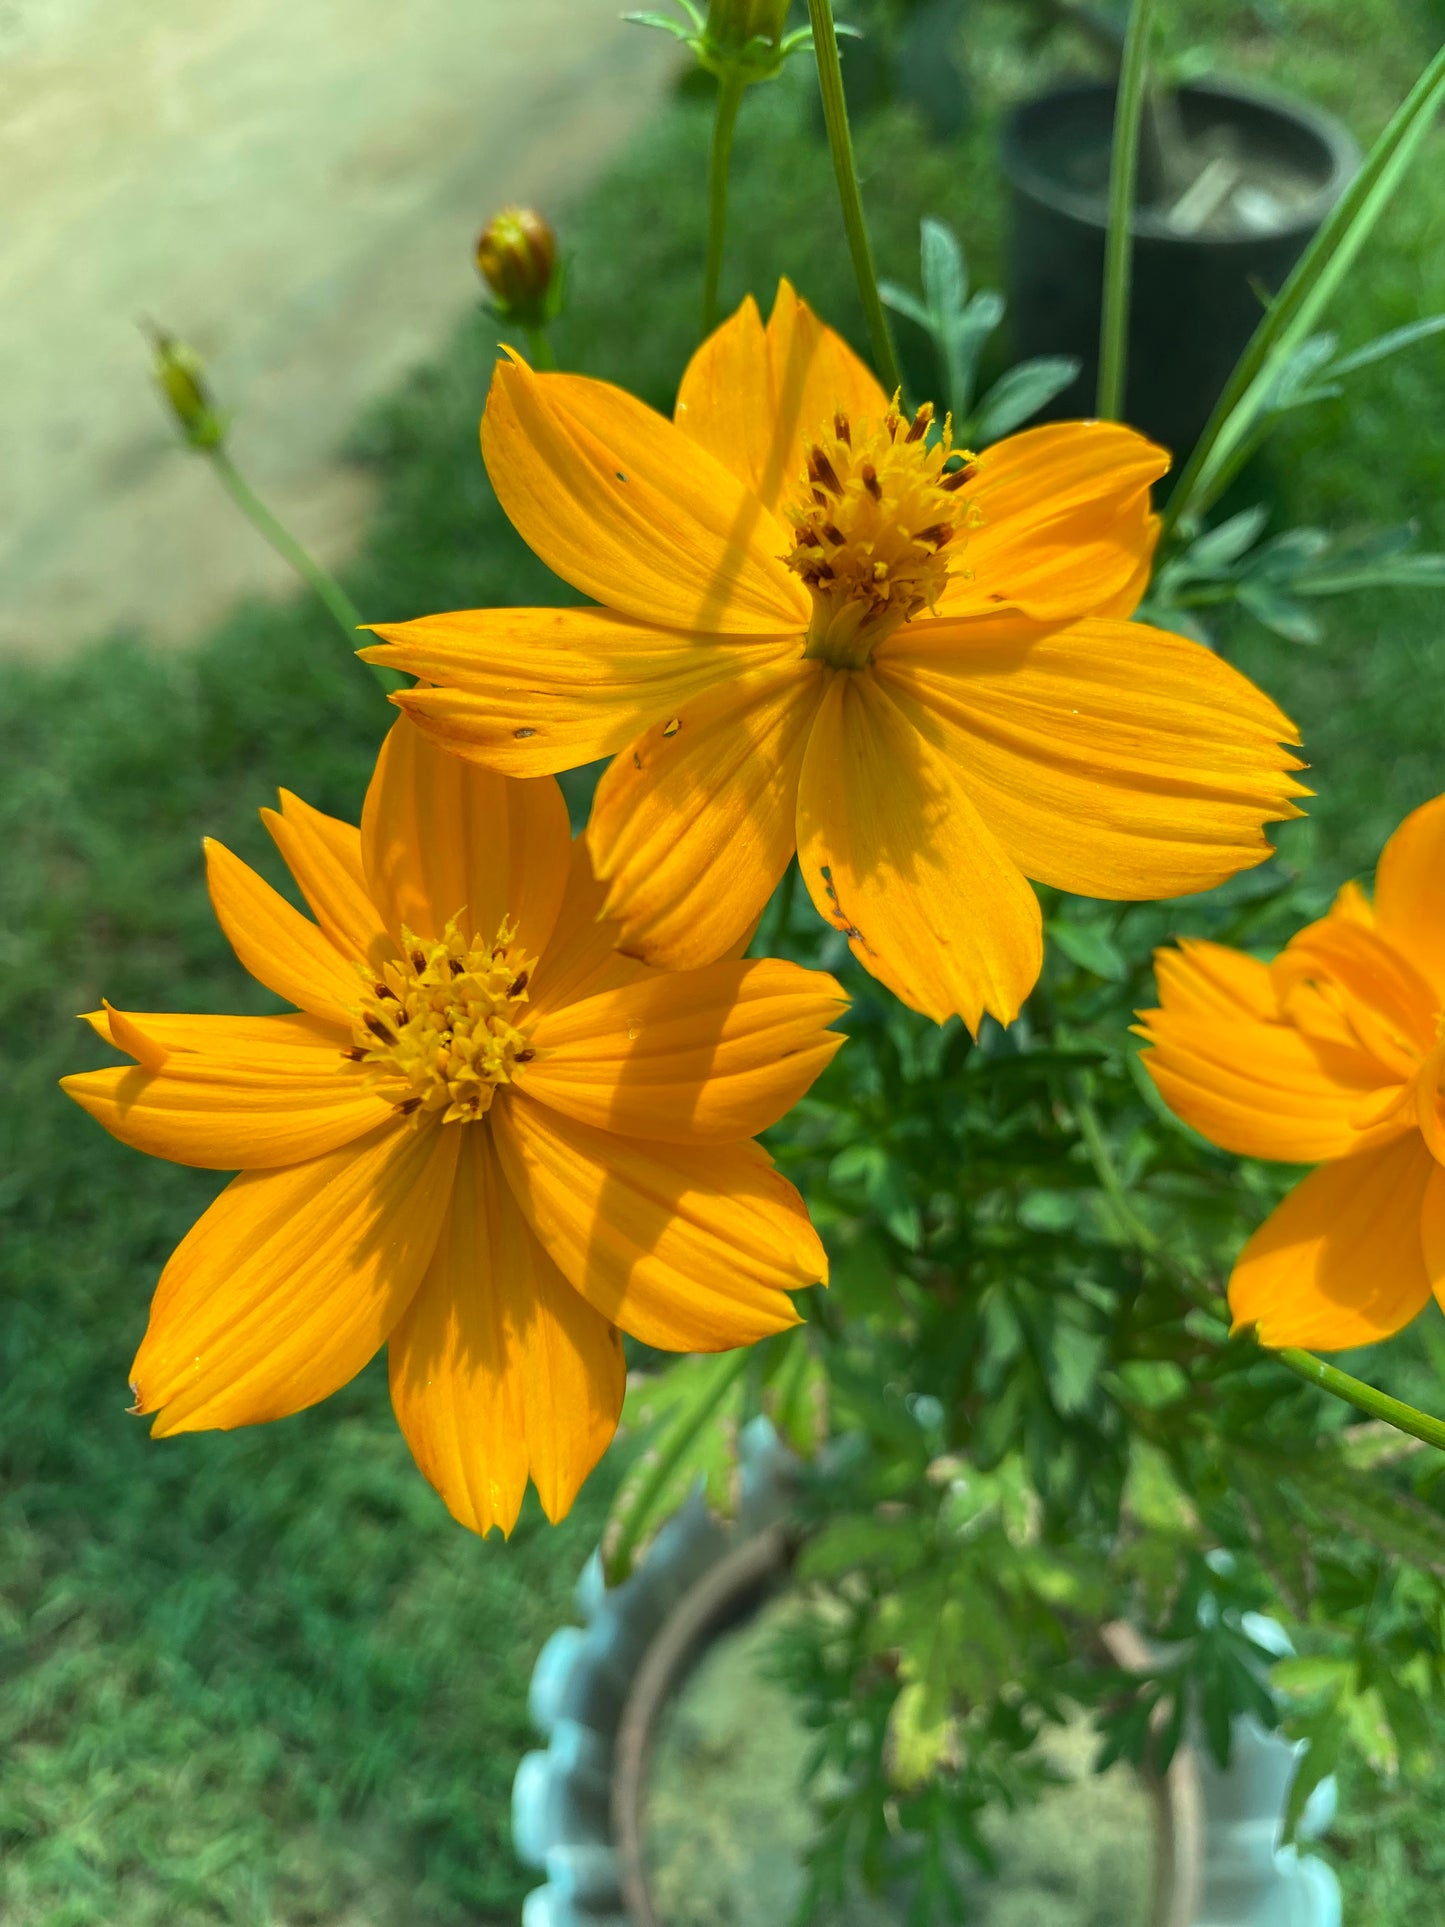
[786,396,980,669]
[348,915,535,1124]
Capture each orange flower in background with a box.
[1139,793,1445,1351]
[364,280,1306,1034]
[62,719,844,1535]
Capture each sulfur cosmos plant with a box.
[363,279,1308,1035]
[61,717,846,1535]
[1140,791,1445,1352]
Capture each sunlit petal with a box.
[132,1120,459,1434]
[491,1092,822,1351]
[361,715,570,955]
[1229,1134,1437,1350]
[796,668,1042,1031]
[481,355,807,632]
[521,958,847,1141]
[389,1128,624,1535]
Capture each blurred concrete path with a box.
[0,0,675,659]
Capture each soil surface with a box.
[0,0,675,659]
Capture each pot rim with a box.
[610,1524,1203,1927]
[1000,75,1361,245]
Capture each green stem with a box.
[523,322,557,372]
[1159,41,1445,543]
[702,69,746,336]
[1073,1082,1445,1455]
[1276,1349,1445,1455]
[806,0,903,397]
[208,449,398,693]
[1095,0,1158,420]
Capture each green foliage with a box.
[4,2,1445,1921]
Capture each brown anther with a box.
[365,1013,396,1043]
[515,1048,536,1064]
[915,523,953,548]
[820,521,846,547]
[861,462,882,501]
[448,958,465,978]
[374,982,398,1000]
[814,560,836,581]
[510,970,530,996]
[341,1045,366,1061]
[833,411,851,445]
[905,403,934,444]
[410,948,427,972]
[940,461,977,492]
[397,1097,422,1116]
[885,409,900,440]
[809,448,843,495]
[812,487,828,508]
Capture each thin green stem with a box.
[1159,41,1445,543]
[1276,1349,1445,1455]
[703,69,746,336]
[523,322,557,372]
[1095,0,1158,420]
[208,449,398,692]
[807,0,902,397]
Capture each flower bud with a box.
[148,328,226,451]
[475,207,559,323]
[704,0,790,61]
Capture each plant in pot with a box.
[997,0,1364,456]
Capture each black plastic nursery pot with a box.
[1000,79,1360,462]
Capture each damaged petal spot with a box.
[661,717,681,738]
[513,726,537,739]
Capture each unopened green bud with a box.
[475,207,560,324]
[625,0,811,83]
[704,0,790,59]
[148,328,226,451]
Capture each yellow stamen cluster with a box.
[786,396,980,668]
[348,915,536,1124]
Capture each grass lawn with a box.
[2,1,1442,1919]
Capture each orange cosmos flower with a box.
[363,280,1306,1033]
[1138,793,1445,1351]
[62,718,844,1535]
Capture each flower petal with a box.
[362,606,785,775]
[491,1091,821,1350]
[520,958,847,1142]
[132,1119,460,1434]
[481,355,807,633]
[674,280,889,516]
[587,655,822,970]
[1424,1163,1445,1295]
[1138,939,1410,1164]
[261,790,391,968]
[528,835,659,1018]
[388,1127,624,1535]
[205,838,366,1026]
[877,613,1307,899]
[1228,1134,1437,1350]
[63,1011,393,1169]
[940,421,1168,621]
[361,715,570,956]
[1273,911,1439,1072]
[673,292,777,499]
[796,668,1043,1031]
[1373,791,1445,1001]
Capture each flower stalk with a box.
[703,68,747,333]
[1275,1349,1445,1455]
[147,327,396,690]
[1096,0,1159,420]
[806,0,903,397]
